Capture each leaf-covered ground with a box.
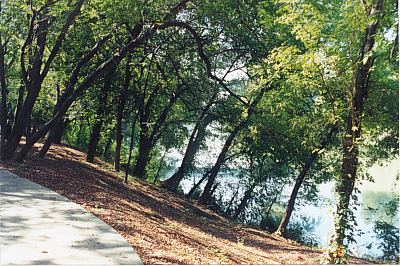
[1,143,373,264]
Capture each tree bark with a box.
[186,169,210,198]
[153,149,168,184]
[125,111,139,183]
[133,82,184,179]
[132,129,152,178]
[5,1,84,160]
[197,127,240,205]
[275,155,317,236]
[103,128,113,160]
[332,0,382,255]
[38,117,66,158]
[86,120,103,162]
[226,185,240,215]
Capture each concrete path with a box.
[0,169,142,265]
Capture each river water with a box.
[161,153,399,259]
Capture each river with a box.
[160,153,399,260]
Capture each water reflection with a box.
[296,161,399,260]
[361,190,398,226]
[162,157,399,260]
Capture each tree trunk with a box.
[114,108,124,171]
[5,1,84,160]
[5,83,42,159]
[162,113,216,191]
[115,56,132,171]
[86,71,113,163]
[226,185,240,215]
[186,169,210,198]
[52,118,66,144]
[10,2,189,161]
[132,130,152,179]
[275,155,317,236]
[331,0,382,259]
[132,82,184,179]
[76,116,86,147]
[198,123,242,205]
[198,86,266,205]
[125,111,138,183]
[275,123,339,236]
[0,37,7,160]
[232,182,256,219]
[153,149,167,184]
[86,120,102,162]
[103,129,113,160]
[39,117,64,158]
[38,117,66,158]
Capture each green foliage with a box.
[373,221,399,263]
[286,216,320,247]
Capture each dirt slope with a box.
[1,143,372,264]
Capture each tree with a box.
[330,0,384,262]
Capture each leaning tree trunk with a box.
[198,88,265,205]
[4,8,49,159]
[162,113,216,191]
[125,111,139,183]
[197,126,241,205]
[5,1,84,160]
[10,1,192,162]
[186,168,211,198]
[226,184,240,215]
[331,1,382,262]
[275,155,317,236]
[103,128,113,160]
[114,103,124,171]
[133,83,183,179]
[275,122,339,236]
[38,117,67,158]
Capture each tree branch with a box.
[40,0,85,80]
[161,20,249,106]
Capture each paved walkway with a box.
[0,169,142,265]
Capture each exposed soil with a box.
[0,143,374,264]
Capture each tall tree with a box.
[330,0,384,262]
